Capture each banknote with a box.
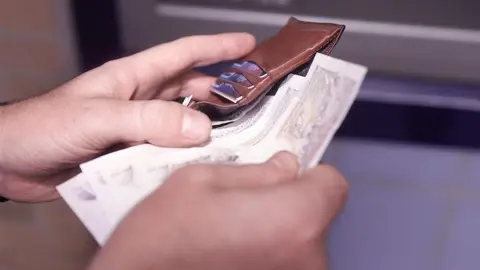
[211,86,271,126]
[269,57,366,170]
[57,53,368,245]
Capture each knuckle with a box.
[128,101,150,141]
[317,164,349,198]
[288,205,327,245]
[265,164,293,180]
[99,60,129,83]
[100,59,121,70]
[136,101,184,140]
[75,99,110,134]
[98,59,136,98]
[253,163,291,183]
[279,204,321,244]
[268,151,299,175]
[309,164,348,196]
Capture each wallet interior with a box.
[196,57,316,128]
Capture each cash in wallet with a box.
[183,17,346,126]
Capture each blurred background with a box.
[1,0,480,269]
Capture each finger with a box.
[256,164,348,232]
[1,168,79,203]
[90,99,212,147]
[295,164,348,228]
[176,151,299,189]
[68,33,254,100]
[113,33,255,97]
[178,74,214,100]
[156,71,215,101]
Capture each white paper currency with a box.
[57,53,368,246]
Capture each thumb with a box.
[187,151,299,189]
[258,164,348,233]
[97,99,211,147]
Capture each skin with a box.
[0,33,256,202]
[0,32,348,270]
[88,152,347,270]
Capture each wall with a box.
[0,0,79,102]
[0,1,97,269]
[324,138,480,270]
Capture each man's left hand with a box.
[0,33,255,202]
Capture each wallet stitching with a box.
[244,29,341,101]
[268,27,342,77]
[191,23,344,110]
[323,29,343,55]
[241,27,343,103]
[227,67,262,85]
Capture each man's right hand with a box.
[87,152,348,270]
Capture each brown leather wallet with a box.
[188,17,345,119]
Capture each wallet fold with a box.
[188,17,346,118]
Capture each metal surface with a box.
[117,1,480,85]
[155,0,480,29]
[156,3,480,43]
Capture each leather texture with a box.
[188,17,345,115]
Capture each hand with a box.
[0,33,256,202]
[87,152,348,270]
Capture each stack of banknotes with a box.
[57,53,368,245]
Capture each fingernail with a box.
[268,151,299,173]
[181,110,211,140]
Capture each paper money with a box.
[57,53,367,245]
